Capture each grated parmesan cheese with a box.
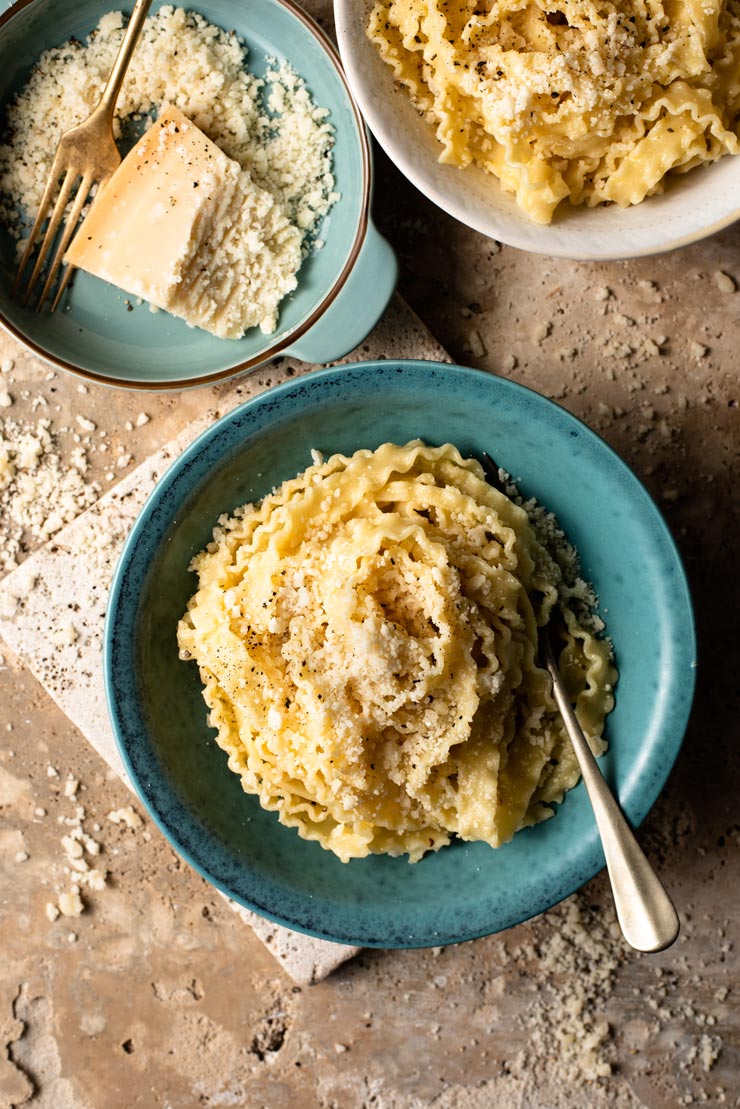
[58,889,84,917]
[107,806,142,830]
[0,6,338,266]
[0,413,99,572]
[713,271,736,294]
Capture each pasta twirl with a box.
[177,442,616,863]
[367,0,740,223]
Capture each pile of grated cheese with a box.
[38,768,144,927]
[0,6,338,250]
[0,411,100,574]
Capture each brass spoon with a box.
[481,452,680,952]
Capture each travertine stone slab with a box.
[0,294,450,985]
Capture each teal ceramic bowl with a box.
[105,361,696,947]
[0,0,396,388]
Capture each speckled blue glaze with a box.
[104,361,696,948]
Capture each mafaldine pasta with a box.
[177,442,616,862]
[367,0,740,223]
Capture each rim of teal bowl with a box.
[104,361,696,947]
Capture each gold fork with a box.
[14,0,153,312]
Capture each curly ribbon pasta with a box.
[178,443,616,862]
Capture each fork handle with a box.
[97,0,154,122]
[542,635,680,953]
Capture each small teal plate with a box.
[0,0,396,387]
[105,361,696,947]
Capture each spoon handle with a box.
[542,632,680,953]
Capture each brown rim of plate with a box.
[0,0,373,391]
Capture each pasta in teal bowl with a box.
[105,361,696,947]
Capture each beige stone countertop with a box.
[1,3,740,1105]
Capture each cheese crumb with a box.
[107,806,142,829]
[698,1033,722,1071]
[713,270,736,293]
[468,329,486,358]
[51,624,79,649]
[61,833,84,859]
[58,890,84,917]
[85,868,108,891]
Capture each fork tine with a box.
[21,165,77,307]
[50,173,113,314]
[49,258,76,315]
[37,172,95,313]
[12,147,67,298]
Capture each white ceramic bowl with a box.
[334,0,740,260]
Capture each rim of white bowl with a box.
[334,0,740,260]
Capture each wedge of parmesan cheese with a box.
[65,106,302,338]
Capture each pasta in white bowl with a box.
[335,0,740,257]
